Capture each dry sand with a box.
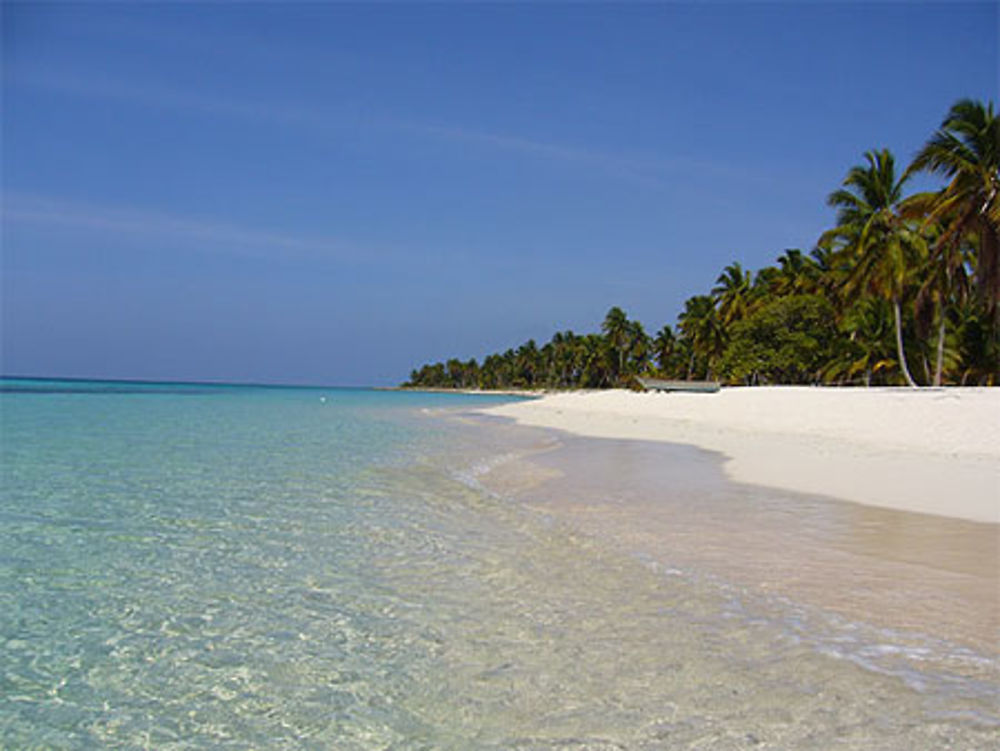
[480,387,1000,524]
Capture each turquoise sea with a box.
[1,379,997,749]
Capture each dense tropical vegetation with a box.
[405,99,998,389]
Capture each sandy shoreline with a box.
[478,387,1000,524]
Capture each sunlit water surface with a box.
[1,380,996,749]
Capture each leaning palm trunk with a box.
[893,297,919,388]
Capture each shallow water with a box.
[457,414,1000,736]
[478,426,999,655]
[1,380,997,748]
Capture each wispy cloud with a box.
[9,67,694,188]
[401,121,677,188]
[9,69,352,131]
[2,193,380,264]
[10,63,798,198]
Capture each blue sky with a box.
[2,2,996,386]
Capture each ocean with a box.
[1,378,996,749]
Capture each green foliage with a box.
[678,295,726,379]
[712,263,752,324]
[825,297,897,386]
[403,308,653,390]
[405,99,998,390]
[907,99,999,374]
[954,302,999,385]
[822,147,928,386]
[651,325,678,374]
[720,296,838,384]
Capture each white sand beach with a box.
[481,387,1000,524]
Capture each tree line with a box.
[405,99,998,390]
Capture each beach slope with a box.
[480,387,1000,524]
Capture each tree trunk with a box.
[934,313,946,387]
[893,297,919,388]
[979,224,999,319]
[973,225,1000,376]
[985,227,1000,376]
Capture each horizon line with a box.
[0,373,374,391]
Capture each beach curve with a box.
[478,386,1000,524]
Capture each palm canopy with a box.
[601,306,629,346]
[822,149,922,302]
[825,149,908,233]
[823,148,925,386]
[678,294,726,378]
[906,98,999,319]
[711,262,752,324]
[774,248,821,296]
[908,99,999,227]
[652,325,676,371]
[601,306,630,381]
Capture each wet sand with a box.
[473,432,998,661]
[472,388,999,658]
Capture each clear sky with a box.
[2,2,996,386]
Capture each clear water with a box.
[1,379,997,749]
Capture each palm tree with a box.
[774,249,821,296]
[479,353,504,389]
[515,340,540,387]
[712,262,753,324]
[822,148,925,387]
[808,245,849,308]
[749,266,782,308]
[828,297,896,386]
[911,219,972,385]
[545,330,578,387]
[652,325,677,374]
[678,294,726,379]
[575,333,613,388]
[906,98,999,366]
[625,320,651,378]
[601,306,630,384]
[952,299,998,385]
